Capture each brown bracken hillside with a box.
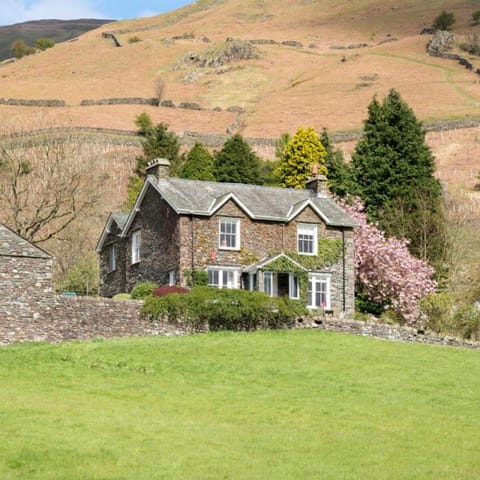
[1,0,479,187]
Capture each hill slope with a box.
[0,0,479,191]
[0,19,114,61]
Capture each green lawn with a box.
[1,330,479,479]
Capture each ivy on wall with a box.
[268,238,343,271]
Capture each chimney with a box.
[146,158,170,180]
[305,163,328,196]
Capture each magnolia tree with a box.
[341,198,436,325]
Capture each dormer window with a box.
[297,223,317,255]
[219,218,240,250]
[131,230,141,264]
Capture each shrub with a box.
[452,305,480,340]
[128,36,141,44]
[35,37,55,50]
[130,281,159,299]
[113,293,132,300]
[420,292,455,334]
[472,10,480,25]
[11,39,36,58]
[460,33,480,56]
[432,11,456,31]
[153,285,190,297]
[184,269,209,287]
[142,287,306,331]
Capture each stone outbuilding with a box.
[0,224,52,321]
[97,159,357,318]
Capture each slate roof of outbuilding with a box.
[151,177,356,227]
[0,224,51,259]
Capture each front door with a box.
[277,273,289,297]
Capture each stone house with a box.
[0,223,52,321]
[97,159,357,317]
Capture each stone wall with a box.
[0,296,186,345]
[2,295,478,349]
[298,316,479,349]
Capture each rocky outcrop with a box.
[427,31,455,56]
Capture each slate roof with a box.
[0,224,51,259]
[149,177,356,227]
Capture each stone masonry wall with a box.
[0,296,186,345]
[0,255,52,323]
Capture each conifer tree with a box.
[320,129,352,197]
[179,142,215,181]
[350,89,444,263]
[275,126,327,189]
[125,115,180,209]
[214,134,262,184]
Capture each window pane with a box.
[220,219,238,249]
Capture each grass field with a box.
[1,330,479,479]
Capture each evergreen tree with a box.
[214,134,262,184]
[275,126,327,189]
[320,129,352,197]
[179,142,215,181]
[350,89,444,263]
[125,114,180,209]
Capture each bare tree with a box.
[0,128,105,244]
[154,76,166,103]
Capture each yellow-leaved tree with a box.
[275,126,327,189]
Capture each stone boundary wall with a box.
[303,317,479,349]
[1,296,478,349]
[2,120,480,152]
[102,32,121,47]
[428,50,480,77]
[0,296,187,345]
[0,98,66,107]
[80,97,159,106]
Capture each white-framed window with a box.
[131,230,141,264]
[168,270,176,286]
[307,274,331,309]
[297,223,318,255]
[289,274,299,299]
[207,267,240,289]
[264,271,274,296]
[219,217,240,250]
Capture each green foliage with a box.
[320,129,353,197]
[268,239,343,272]
[134,112,153,135]
[473,10,480,25]
[113,293,132,300]
[350,89,445,264]
[59,252,99,296]
[34,37,55,50]
[275,126,327,189]
[11,39,36,58]
[274,132,291,163]
[214,134,262,184]
[184,269,209,287]
[130,281,159,299]
[179,142,215,181]
[142,286,306,331]
[258,158,281,186]
[421,293,480,340]
[128,36,141,44]
[125,114,180,209]
[432,10,456,31]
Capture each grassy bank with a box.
[1,330,479,479]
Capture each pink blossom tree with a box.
[340,198,436,325]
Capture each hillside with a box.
[0,19,114,61]
[0,1,479,188]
